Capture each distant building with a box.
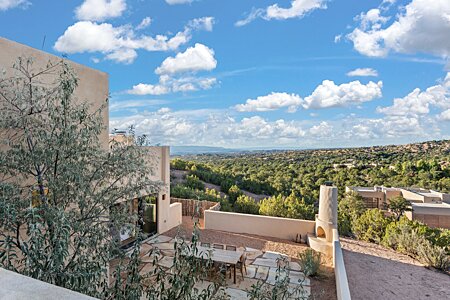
[346,186,450,229]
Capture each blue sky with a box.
[1,0,449,148]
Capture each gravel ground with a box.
[165,217,337,300]
[341,237,450,300]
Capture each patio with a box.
[129,216,337,299]
[138,234,311,299]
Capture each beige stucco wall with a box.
[140,146,179,234]
[332,229,351,300]
[204,210,315,241]
[0,268,97,300]
[399,189,425,203]
[0,37,109,148]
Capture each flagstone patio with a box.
[137,234,312,299]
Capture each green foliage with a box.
[0,58,159,297]
[248,257,309,300]
[298,249,321,277]
[185,174,205,190]
[227,185,243,204]
[170,184,222,202]
[259,193,315,220]
[417,240,450,271]
[353,209,391,243]
[235,195,260,215]
[338,192,366,236]
[171,158,190,170]
[382,216,450,270]
[388,196,411,220]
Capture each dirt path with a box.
[341,238,450,300]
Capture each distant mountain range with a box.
[170,146,241,155]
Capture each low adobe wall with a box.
[170,198,220,217]
[204,210,315,241]
[332,229,351,300]
[166,203,182,230]
[0,268,97,299]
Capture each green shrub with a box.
[388,196,411,220]
[298,249,321,277]
[259,193,315,220]
[235,195,260,215]
[417,239,450,271]
[228,185,243,204]
[353,209,391,243]
[170,184,220,202]
[185,174,205,190]
[338,191,366,236]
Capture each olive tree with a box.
[0,57,159,297]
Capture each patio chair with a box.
[236,252,247,277]
[226,245,237,251]
[200,242,210,248]
[213,243,225,250]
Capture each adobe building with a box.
[347,185,450,229]
[0,37,181,245]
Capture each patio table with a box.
[192,246,244,284]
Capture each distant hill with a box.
[170,146,241,156]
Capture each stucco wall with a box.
[0,37,109,148]
[332,229,351,300]
[413,214,450,229]
[204,210,315,241]
[0,268,97,300]
[167,203,182,230]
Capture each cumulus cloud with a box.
[377,72,450,116]
[54,17,214,63]
[156,43,217,75]
[347,0,450,58]
[128,44,217,95]
[235,92,302,113]
[75,0,126,21]
[0,0,29,10]
[347,68,378,77]
[234,80,383,112]
[136,17,152,30]
[235,0,327,26]
[303,80,383,109]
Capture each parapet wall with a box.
[332,229,352,300]
[204,210,315,241]
[0,268,97,299]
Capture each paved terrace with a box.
[134,217,336,300]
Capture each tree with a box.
[352,209,391,243]
[259,193,315,220]
[235,195,260,215]
[337,191,366,235]
[0,58,159,297]
[227,184,242,204]
[388,196,411,221]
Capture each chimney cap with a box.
[324,181,333,187]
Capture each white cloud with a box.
[234,80,383,112]
[128,43,217,95]
[347,0,450,58]
[309,121,333,137]
[136,17,152,30]
[156,43,217,75]
[347,68,378,77]
[235,92,302,112]
[303,80,383,109]
[54,17,214,63]
[0,0,29,10]
[235,0,326,26]
[440,109,450,121]
[75,0,126,22]
[377,72,450,116]
[105,48,137,64]
[165,0,193,5]
[128,83,170,96]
